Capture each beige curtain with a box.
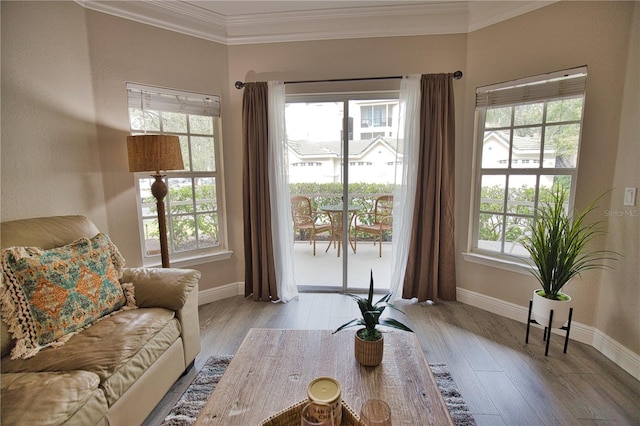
[402,74,457,302]
[242,82,279,301]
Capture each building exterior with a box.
[286,100,401,184]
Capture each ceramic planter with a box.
[354,329,384,366]
[532,289,572,329]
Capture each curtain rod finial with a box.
[453,71,463,80]
[235,81,245,89]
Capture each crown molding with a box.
[225,2,467,26]
[77,1,556,45]
[224,2,470,45]
[77,0,229,44]
[467,1,556,33]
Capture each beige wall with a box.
[1,1,108,230]
[596,3,639,353]
[459,1,638,354]
[83,9,242,289]
[226,34,467,301]
[1,1,637,355]
[0,1,241,290]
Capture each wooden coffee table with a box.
[195,328,453,425]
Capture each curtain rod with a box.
[234,71,463,89]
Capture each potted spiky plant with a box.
[521,188,619,328]
[333,270,413,366]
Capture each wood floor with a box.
[144,293,640,425]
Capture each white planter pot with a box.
[532,290,572,329]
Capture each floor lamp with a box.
[127,135,184,268]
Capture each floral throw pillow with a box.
[0,233,135,359]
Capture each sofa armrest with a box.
[121,267,201,367]
[121,267,200,310]
[176,281,201,366]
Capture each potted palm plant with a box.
[333,270,413,366]
[521,188,619,328]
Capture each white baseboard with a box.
[457,287,640,381]
[198,282,244,305]
[593,329,640,381]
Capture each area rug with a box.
[429,363,476,426]
[161,356,476,425]
[161,355,233,426]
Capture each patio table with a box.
[320,204,359,257]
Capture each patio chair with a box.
[353,195,393,257]
[291,195,332,255]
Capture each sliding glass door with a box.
[286,93,399,292]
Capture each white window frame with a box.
[127,83,231,267]
[466,67,588,268]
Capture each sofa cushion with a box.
[0,233,133,359]
[0,216,100,252]
[1,307,181,406]
[1,371,108,426]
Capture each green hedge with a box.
[145,182,395,247]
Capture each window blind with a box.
[127,83,221,117]
[476,66,587,108]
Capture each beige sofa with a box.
[0,216,201,425]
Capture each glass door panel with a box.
[286,96,398,293]
[346,100,397,292]
[287,101,344,291]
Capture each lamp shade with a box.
[127,135,184,173]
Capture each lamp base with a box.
[151,175,170,268]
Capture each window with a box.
[361,104,391,127]
[361,132,386,140]
[471,67,587,258]
[127,83,228,265]
[357,102,397,140]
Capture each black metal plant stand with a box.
[525,299,574,356]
